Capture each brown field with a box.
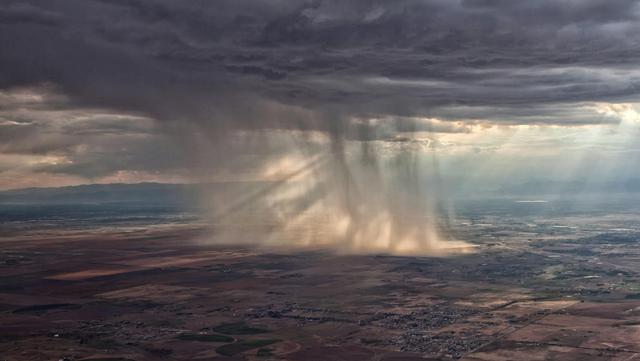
[3,220,640,361]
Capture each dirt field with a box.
[3,221,640,360]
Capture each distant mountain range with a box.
[0,181,281,206]
[2,178,640,206]
[0,183,197,205]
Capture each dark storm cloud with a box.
[0,3,62,27]
[2,1,640,122]
[2,0,640,182]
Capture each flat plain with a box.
[3,199,640,360]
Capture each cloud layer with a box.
[2,0,640,187]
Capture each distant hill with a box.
[0,183,198,205]
[0,182,280,224]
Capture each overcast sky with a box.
[2,0,640,190]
